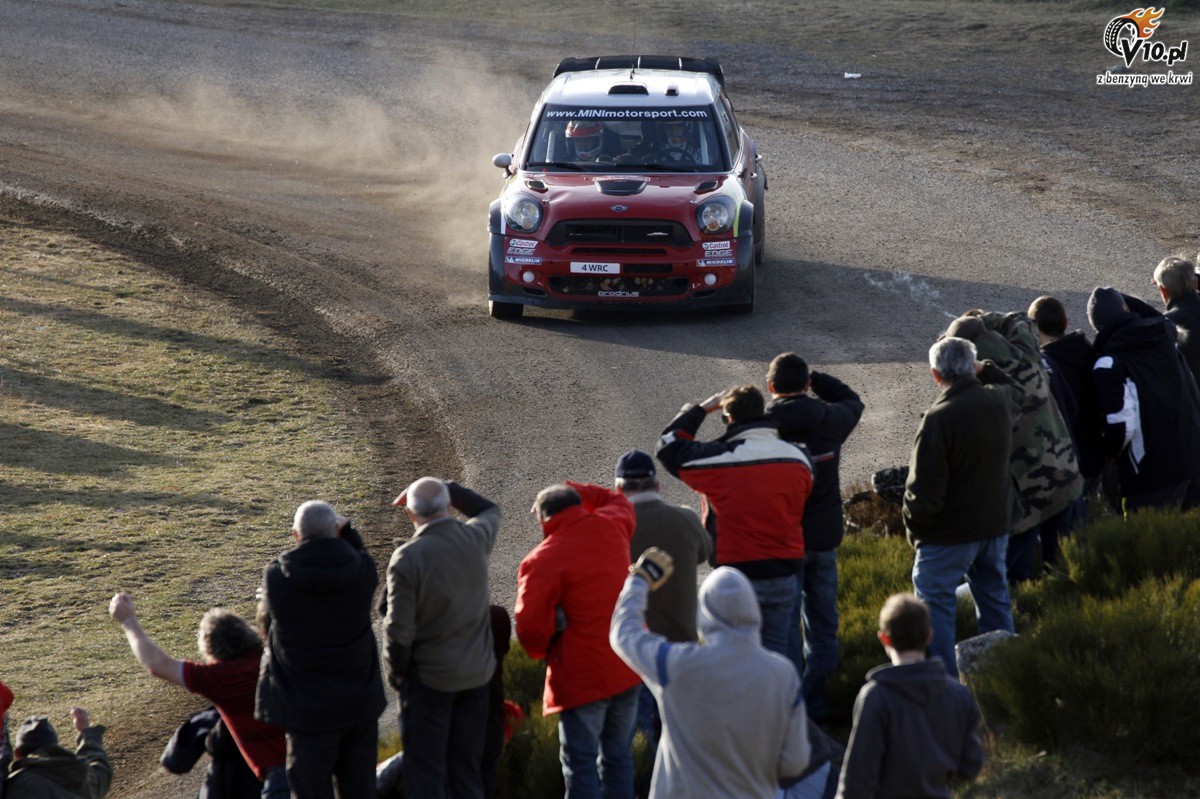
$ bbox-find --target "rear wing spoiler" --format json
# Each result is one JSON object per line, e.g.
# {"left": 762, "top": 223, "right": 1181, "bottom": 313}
{"left": 553, "top": 55, "right": 725, "bottom": 88}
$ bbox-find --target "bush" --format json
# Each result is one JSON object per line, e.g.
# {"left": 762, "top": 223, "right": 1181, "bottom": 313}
{"left": 973, "top": 577, "right": 1200, "bottom": 770}
{"left": 1057, "top": 511, "right": 1200, "bottom": 599}
{"left": 970, "top": 509, "right": 1200, "bottom": 774}
{"left": 828, "top": 531, "right": 915, "bottom": 722}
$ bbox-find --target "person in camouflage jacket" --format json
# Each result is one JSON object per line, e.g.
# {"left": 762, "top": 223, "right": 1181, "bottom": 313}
{"left": 945, "top": 311, "right": 1083, "bottom": 579}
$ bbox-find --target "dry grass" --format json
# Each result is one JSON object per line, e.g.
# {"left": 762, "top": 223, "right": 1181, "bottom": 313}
{"left": 0, "top": 211, "right": 376, "bottom": 757}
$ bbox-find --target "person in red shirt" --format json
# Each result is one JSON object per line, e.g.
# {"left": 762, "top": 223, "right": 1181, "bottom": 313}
{"left": 109, "top": 593, "right": 288, "bottom": 798}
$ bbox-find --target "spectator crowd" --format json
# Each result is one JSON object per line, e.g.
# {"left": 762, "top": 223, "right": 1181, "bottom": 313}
{"left": 4, "top": 253, "right": 1200, "bottom": 799}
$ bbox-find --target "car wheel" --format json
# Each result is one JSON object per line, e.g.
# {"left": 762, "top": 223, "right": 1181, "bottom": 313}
{"left": 488, "top": 300, "right": 524, "bottom": 320}
{"left": 731, "top": 262, "right": 755, "bottom": 314}
{"left": 752, "top": 195, "right": 766, "bottom": 265}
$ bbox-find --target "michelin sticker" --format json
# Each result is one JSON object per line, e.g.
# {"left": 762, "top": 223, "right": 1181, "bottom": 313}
{"left": 505, "top": 255, "right": 542, "bottom": 265}
{"left": 698, "top": 258, "right": 736, "bottom": 267}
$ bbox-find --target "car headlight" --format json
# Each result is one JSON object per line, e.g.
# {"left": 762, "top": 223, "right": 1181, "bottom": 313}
{"left": 695, "top": 196, "right": 735, "bottom": 235}
{"left": 503, "top": 193, "right": 543, "bottom": 234}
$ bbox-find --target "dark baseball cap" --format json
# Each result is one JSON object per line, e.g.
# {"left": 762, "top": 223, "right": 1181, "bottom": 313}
{"left": 615, "top": 450, "right": 656, "bottom": 480}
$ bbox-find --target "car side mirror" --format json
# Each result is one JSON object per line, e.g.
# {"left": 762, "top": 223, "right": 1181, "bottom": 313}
{"left": 492, "top": 153, "right": 513, "bottom": 171}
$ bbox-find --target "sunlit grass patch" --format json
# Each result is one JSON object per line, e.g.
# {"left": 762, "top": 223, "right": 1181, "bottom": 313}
{"left": 0, "top": 216, "right": 375, "bottom": 726}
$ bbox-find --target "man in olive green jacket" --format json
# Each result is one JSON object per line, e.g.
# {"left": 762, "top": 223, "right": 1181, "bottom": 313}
{"left": 5, "top": 709, "right": 111, "bottom": 799}
{"left": 903, "top": 337, "right": 1021, "bottom": 678}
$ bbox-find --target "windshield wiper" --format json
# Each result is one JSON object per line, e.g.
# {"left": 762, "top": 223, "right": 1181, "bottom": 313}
{"left": 526, "top": 161, "right": 586, "bottom": 171}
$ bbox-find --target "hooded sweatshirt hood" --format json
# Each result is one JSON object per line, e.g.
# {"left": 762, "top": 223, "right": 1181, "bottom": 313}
{"left": 864, "top": 659, "right": 950, "bottom": 705}
{"left": 697, "top": 566, "right": 761, "bottom": 642}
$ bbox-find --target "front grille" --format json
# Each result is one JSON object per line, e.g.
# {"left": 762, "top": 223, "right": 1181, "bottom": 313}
{"left": 570, "top": 246, "right": 669, "bottom": 256}
{"left": 548, "top": 275, "right": 689, "bottom": 298}
{"left": 623, "top": 264, "right": 672, "bottom": 275}
{"left": 546, "top": 220, "right": 692, "bottom": 248}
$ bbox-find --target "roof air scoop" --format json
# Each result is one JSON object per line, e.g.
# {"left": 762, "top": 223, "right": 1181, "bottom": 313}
{"left": 608, "top": 84, "right": 649, "bottom": 95}
{"left": 596, "top": 178, "right": 648, "bottom": 196}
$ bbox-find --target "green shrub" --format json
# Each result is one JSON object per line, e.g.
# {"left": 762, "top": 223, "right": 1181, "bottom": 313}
{"left": 1058, "top": 511, "right": 1200, "bottom": 599}
{"left": 973, "top": 577, "right": 1200, "bottom": 771}
{"left": 497, "top": 703, "right": 564, "bottom": 799}
{"left": 504, "top": 642, "right": 549, "bottom": 711}
{"left": 828, "top": 531, "right": 915, "bottom": 722}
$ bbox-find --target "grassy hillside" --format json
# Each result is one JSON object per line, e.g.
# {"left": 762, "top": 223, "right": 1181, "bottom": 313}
{"left": 0, "top": 208, "right": 379, "bottom": 773}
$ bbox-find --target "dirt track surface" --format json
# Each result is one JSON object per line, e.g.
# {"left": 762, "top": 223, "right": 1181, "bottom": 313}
{"left": 1, "top": 1, "right": 1196, "bottom": 794}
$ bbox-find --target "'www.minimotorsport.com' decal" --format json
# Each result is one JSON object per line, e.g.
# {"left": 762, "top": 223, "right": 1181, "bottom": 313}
{"left": 545, "top": 108, "right": 710, "bottom": 120}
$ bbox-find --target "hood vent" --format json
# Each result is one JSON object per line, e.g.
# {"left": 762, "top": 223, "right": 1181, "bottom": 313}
{"left": 525, "top": 178, "right": 548, "bottom": 192}
{"left": 694, "top": 179, "right": 719, "bottom": 194}
{"left": 596, "top": 179, "right": 648, "bottom": 196}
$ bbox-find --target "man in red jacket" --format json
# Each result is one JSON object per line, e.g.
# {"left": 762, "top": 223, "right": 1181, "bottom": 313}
{"left": 515, "top": 482, "right": 641, "bottom": 799}
{"left": 656, "top": 385, "right": 814, "bottom": 658}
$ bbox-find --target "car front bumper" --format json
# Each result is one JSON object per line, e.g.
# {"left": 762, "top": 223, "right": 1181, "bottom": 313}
{"left": 486, "top": 230, "right": 754, "bottom": 311}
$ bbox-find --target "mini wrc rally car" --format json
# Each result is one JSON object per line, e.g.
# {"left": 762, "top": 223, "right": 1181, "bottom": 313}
{"left": 487, "top": 55, "right": 767, "bottom": 319}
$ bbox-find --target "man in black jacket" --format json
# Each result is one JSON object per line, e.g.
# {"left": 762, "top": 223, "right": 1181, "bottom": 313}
{"left": 765, "top": 353, "right": 863, "bottom": 724}
{"left": 256, "top": 501, "right": 386, "bottom": 799}
{"left": 1088, "top": 287, "right": 1200, "bottom": 513}
{"left": 1028, "top": 296, "right": 1103, "bottom": 485}
{"left": 904, "top": 337, "right": 1020, "bottom": 678}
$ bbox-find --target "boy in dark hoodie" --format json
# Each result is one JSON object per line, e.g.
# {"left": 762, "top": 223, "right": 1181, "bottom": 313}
{"left": 835, "top": 594, "right": 983, "bottom": 799}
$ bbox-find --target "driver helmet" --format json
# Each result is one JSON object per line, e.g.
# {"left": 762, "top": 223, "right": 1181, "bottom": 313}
{"left": 663, "top": 120, "right": 692, "bottom": 149}
{"left": 565, "top": 120, "right": 604, "bottom": 160}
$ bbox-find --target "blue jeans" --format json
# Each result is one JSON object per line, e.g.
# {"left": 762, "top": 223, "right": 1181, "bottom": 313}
{"left": 750, "top": 574, "right": 798, "bottom": 658}
{"left": 400, "top": 676, "right": 490, "bottom": 799}
{"left": 558, "top": 685, "right": 639, "bottom": 799}
{"left": 261, "top": 764, "right": 289, "bottom": 799}
{"left": 912, "top": 536, "right": 1014, "bottom": 678}
{"left": 786, "top": 550, "right": 839, "bottom": 721}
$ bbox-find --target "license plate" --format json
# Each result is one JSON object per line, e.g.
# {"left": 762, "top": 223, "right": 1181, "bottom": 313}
{"left": 570, "top": 262, "right": 620, "bottom": 275}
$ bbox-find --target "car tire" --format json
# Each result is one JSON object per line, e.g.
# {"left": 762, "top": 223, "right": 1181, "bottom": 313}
{"left": 752, "top": 192, "right": 766, "bottom": 266}
{"left": 488, "top": 300, "right": 524, "bottom": 320}
{"left": 730, "top": 262, "right": 755, "bottom": 314}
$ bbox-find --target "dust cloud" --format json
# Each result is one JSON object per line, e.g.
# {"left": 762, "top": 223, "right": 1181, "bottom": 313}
{"left": 110, "top": 47, "right": 535, "bottom": 267}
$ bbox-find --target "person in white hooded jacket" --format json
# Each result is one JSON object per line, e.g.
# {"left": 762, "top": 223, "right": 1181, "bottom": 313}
{"left": 610, "top": 549, "right": 811, "bottom": 799}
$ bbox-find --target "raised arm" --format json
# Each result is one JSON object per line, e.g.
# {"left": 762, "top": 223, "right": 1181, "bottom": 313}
{"left": 109, "top": 593, "right": 185, "bottom": 687}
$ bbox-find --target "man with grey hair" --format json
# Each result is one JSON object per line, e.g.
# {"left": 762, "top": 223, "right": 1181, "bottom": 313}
{"left": 1152, "top": 255, "right": 1200, "bottom": 381}
{"left": 256, "top": 501, "right": 385, "bottom": 799}
{"left": 903, "top": 336, "right": 1020, "bottom": 677}
{"left": 383, "top": 477, "right": 500, "bottom": 799}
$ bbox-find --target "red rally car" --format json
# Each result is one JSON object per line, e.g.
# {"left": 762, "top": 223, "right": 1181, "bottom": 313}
{"left": 487, "top": 55, "right": 767, "bottom": 319}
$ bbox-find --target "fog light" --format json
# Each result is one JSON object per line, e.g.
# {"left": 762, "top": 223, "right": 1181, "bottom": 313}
{"left": 522, "top": 270, "right": 536, "bottom": 283}
{"left": 703, "top": 273, "right": 718, "bottom": 286}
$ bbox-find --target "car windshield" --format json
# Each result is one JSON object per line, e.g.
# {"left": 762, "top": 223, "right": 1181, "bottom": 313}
{"left": 525, "top": 104, "right": 726, "bottom": 173}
